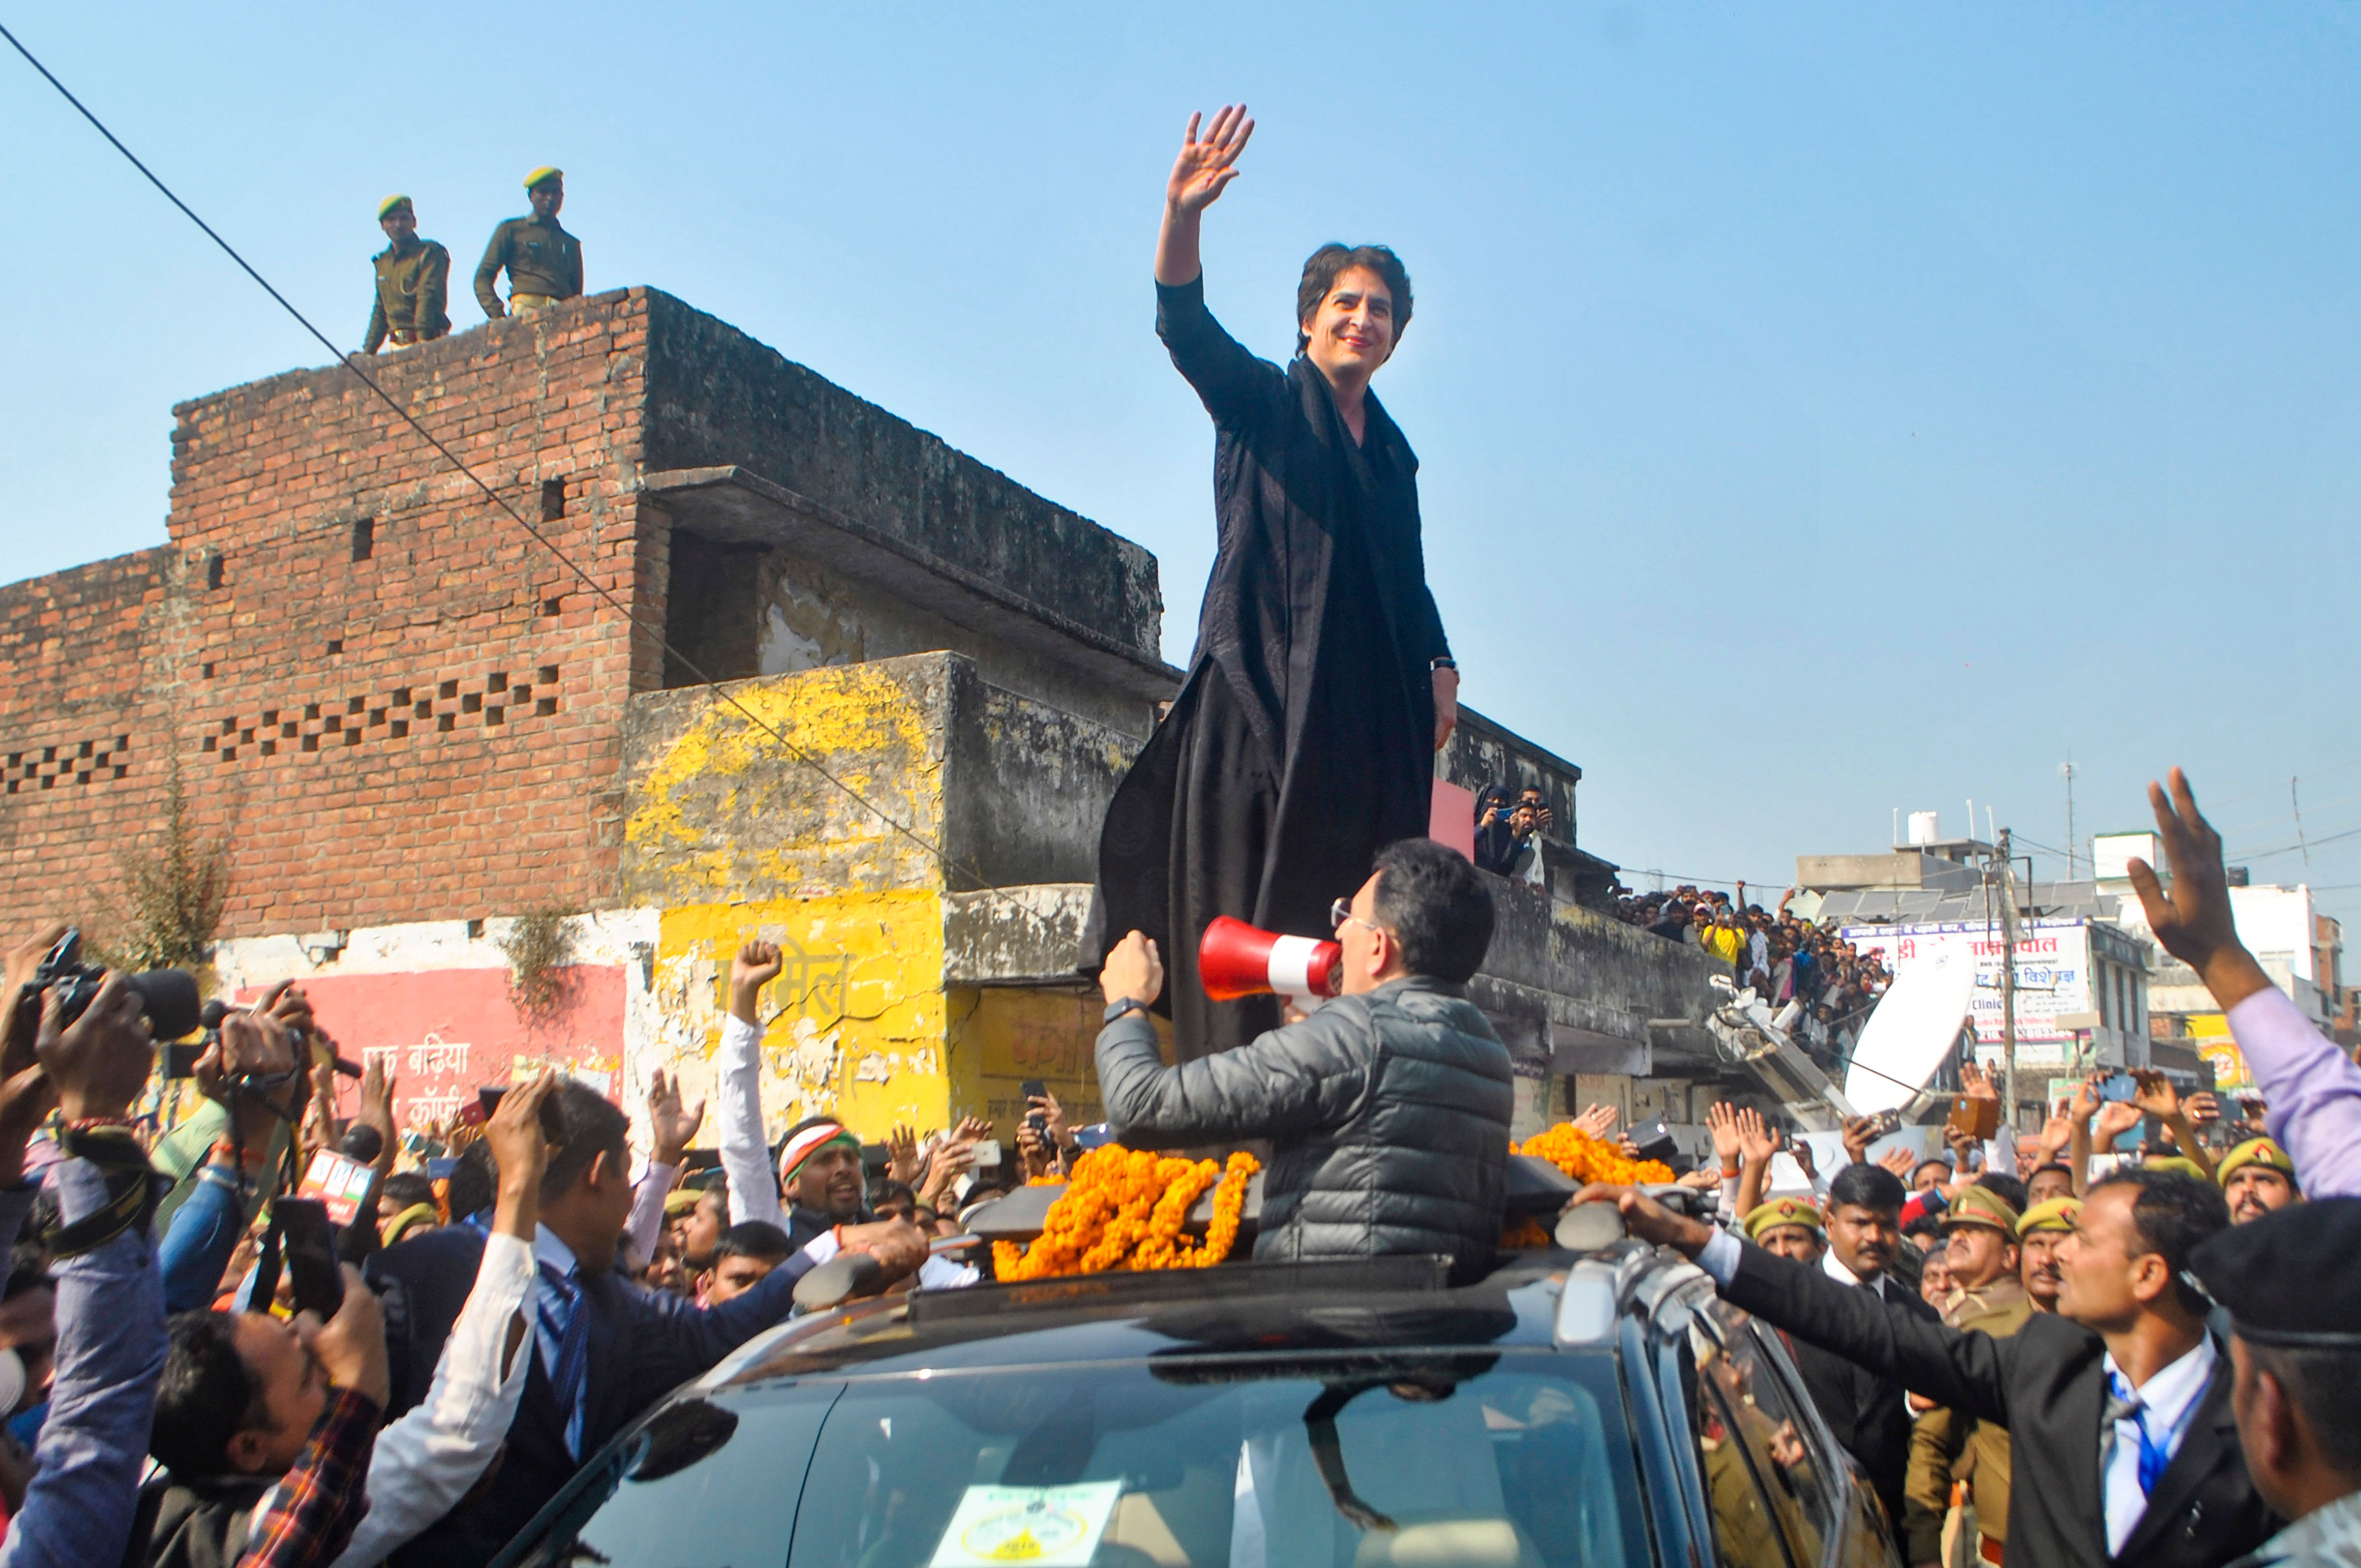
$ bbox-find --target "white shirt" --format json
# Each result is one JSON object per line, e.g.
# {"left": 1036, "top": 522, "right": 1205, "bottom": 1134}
{"left": 1821, "top": 1245, "right": 1890, "bottom": 1298}
{"left": 1695, "top": 1232, "right": 1889, "bottom": 1299}
{"left": 2100, "top": 1335, "right": 2218, "bottom": 1556}
{"left": 327, "top": 1232, "right": 537, "bottom": 1568}
{"left": 623, "top": 1157, "right": 679, "bottom": 1268}
{"left": 716, "top": 1014, "right": 975, "bottom": 1292}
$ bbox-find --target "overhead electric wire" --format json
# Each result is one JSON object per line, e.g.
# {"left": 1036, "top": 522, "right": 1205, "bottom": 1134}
{"left": 1, "top": 18, "right": 1015, "bottom": 903}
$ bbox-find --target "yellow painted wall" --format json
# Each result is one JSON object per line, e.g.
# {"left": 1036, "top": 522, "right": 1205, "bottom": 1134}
{"left": 653, "top": 893, "right": 951, "bottom": 1142}
{"left": 623, "top": 662, "right": 948, "bottom": 903}
{"left": 946, "top": 986, "right": 1120, "bottom": 1142}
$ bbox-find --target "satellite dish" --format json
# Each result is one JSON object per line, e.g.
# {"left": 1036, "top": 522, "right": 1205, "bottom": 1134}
{"left": 1844, "top": 945, "right": 1978, "bottom": 1116}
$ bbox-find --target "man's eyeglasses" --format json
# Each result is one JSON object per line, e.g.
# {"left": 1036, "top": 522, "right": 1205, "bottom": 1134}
{"left": 1331, "top": 897, "right": 1382, "bottom": 937}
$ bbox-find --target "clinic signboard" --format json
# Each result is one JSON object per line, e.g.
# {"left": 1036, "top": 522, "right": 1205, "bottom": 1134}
{"left": 1841, "top": 919, "right": 2094, "bottom": 1061}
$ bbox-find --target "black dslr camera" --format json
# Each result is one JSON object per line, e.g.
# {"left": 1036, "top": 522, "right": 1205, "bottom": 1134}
{"left": 29, "top": 929, "right": 203, "bottom": 1055}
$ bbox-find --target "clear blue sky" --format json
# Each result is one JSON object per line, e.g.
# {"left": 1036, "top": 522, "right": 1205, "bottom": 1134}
{"left": 7, "top": 3, "right": 2361, "bottom": 935}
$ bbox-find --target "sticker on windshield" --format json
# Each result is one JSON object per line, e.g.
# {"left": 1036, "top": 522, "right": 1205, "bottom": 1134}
{"left": 928, "top": 1480, "right": 1122, "bottom": 1566}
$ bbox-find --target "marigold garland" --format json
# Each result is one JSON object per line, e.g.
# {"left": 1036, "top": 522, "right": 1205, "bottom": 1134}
{"left": 993, "top": 1145, "right": 1260, "bottom": 1280}
{"left": 1499, "top": 1215, "right": 1551, "bottom": 1250}
{"left": 1517, "top": 1122, "right": 1674, "bottom": 1186}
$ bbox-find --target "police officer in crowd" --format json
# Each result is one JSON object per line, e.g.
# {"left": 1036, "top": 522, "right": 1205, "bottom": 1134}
{"left": 2221, "top": 1137, "right": 2302, "bottom": 1225}
{"left": 1592, "top": 1167, "right": 2277, "bottom": 1568}
{"left": 475, "top": 166, "right": 582, "bottom": 320}
{"left": 362, "top": 195, "right": 450, "bottom": 354}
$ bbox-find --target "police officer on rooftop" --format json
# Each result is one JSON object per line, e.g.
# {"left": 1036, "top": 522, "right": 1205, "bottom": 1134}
{"left": 475, "top": 166, "right": 582, "bottom": 319}
{"left": 362, "top": 195, "right": 450, "bottom": 354}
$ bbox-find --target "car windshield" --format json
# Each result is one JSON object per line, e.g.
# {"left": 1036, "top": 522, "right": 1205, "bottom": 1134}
{"left": 501, "top": 1349, "right": 1648, "bottom": 1568}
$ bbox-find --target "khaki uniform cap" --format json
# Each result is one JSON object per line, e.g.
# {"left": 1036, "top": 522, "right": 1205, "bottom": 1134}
{"left": 1939, "top": 1182, "right": 2021, "bottom": 1239}
{"left": 1742, "top": 1196, "right": 1823, "bottom": 1242}
{"left": 2217, "top": 1137, "right": 2297, "bottom": 1187}
{"left": 2017, "top": 1195, "right": 2081, "bottom": 1235}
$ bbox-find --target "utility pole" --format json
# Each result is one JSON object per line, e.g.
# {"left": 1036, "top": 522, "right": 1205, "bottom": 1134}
{"left": 1997, "top": 827, "right": 2020, "bottom": 1131}
{"left": 2060, "top": 760, "right": 2078, "bottom": 879}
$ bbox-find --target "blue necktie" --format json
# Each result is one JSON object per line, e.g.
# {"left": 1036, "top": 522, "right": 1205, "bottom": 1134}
{"left": 2105, "top": 1373, "right": 2170, "bottom": 1496}
{"left": 540, "top": 1261, "right": 590, "bottom": 1458}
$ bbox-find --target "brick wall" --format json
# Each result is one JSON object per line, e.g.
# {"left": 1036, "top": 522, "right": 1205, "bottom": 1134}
{"left": 0, "top": 288, "right": 663, "bottom": 942}
{"left": 0, "top": 548, "right": 175, "bottom": 920}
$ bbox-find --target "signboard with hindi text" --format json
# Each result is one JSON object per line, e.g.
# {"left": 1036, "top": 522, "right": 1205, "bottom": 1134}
{"left": 1840, "top": 919, "right": 2095, "bottom": 1056}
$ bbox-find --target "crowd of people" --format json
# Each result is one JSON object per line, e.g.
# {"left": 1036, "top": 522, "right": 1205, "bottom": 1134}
{"left": 1609, "top": 881, "right": 1892, "bottom": 1066}
{"left": 0, "top": 770, "right": 2344, "bottom": 1568}
{"left": 1579, "top": 770, "right": 2361, "bottom": 1568}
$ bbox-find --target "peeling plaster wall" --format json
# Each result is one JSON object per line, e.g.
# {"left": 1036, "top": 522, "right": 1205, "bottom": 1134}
{"left": 943, "top": 662, "right": 1140, "bottom": 890}
{"left": 652, "top": 894, "right": 949, "bottom": 1144}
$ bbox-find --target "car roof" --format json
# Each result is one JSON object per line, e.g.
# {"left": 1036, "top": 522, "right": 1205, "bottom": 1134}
{"left": 702, "top": 1245, "right": 1689, "bottom": 1394}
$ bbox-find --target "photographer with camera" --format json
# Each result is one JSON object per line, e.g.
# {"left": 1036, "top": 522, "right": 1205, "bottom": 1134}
{"left": 1095, "top": 838, "right": 1514, "bottom": 1278}
{"left": 153, "top": 1003, "right": 309, "bottom": 1316}
{"left": 2, "top": 972, "right": 173, "bottom": 1568}
{"left": 137, "top": 1082, "right": 565, "bottom": 1568}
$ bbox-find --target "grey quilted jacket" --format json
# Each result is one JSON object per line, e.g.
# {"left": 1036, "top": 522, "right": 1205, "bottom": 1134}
{"left": 1095, "top": 975, "right": 1515, "bottom": 1275}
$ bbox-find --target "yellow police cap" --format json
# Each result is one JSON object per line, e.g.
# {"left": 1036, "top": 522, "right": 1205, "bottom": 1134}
{"left": 1742, "top": 1196, "right": 1823, "bottom": 1241}
{"left": 1940, "top": 1182, "right": 2021, "bottom": 1239}
{"left": 524, "top": 166, "right": 564, "bottom": 189}
{"left": 2217, "top": 1137, "right": 2297, "bottom": 1187}
{"left": 2144, "top": 1154, "right": 2209, "bottom": 1180}
{"left": 2018, "top": 1196, "right": 2081, "bottom": 1235}
{"left": 662, "top": 1187, "right": 702, "bottom": 1219}
{"left": 377, "top": 193, "right": 413, "bottom": 218}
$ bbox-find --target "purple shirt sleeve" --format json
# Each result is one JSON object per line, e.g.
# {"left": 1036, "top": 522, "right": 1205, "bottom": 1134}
{"left": 0, "top": 1159, "right": 166, "bottom": 1568}
{"left": 2228, "top": 983, "right": 2361, "bottom": 1198}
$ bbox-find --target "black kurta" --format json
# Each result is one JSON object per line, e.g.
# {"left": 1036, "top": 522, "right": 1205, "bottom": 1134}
{"left": 1088, "top": 275, "right": 1452, "bottom": 1061}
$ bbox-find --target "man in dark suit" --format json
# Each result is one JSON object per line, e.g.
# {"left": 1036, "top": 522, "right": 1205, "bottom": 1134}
{"left": 375, "top": 1083, "right": 926, "bottom": 1567}
{"left": 1586, "top": 1167, "right": 2277, "bottom": 1568}
{"left": 1764, "top": 1161, "right": 1939, "bottom": 1554}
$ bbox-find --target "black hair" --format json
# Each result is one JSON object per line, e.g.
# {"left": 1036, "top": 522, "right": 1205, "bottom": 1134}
{"left": 380, "top": 1172, "right": 435, "bottom": 1212}
{"left": 152, "top": 1311, "right": 269, "bottom": 1478}
{"left": 1827, "top": 1163, "right": 1907, "bottom": 1216}
{"left": 868, "top": 1179, "right": 917, "bottom": 1213}
{"left": 1903, "top": 1214, "right": 1945, "bottom": 1244}
{"left": 2030, "top": 1161, "right": 2075, "bottom": 1185}
{"left": 2247, "top": 1343, "right": 2361, "bottom": 1478}
{"left": 1370, "top": 838, "right": 1495, "bottom": 984}
{"left": 2089, "top": 1168, "right": 2229, "bottom": 1316}
{"left": 447, "top": 1141, "right": 497, "bottom": 1223}
{"left": 1974, "top": 1172, "right": 2028, "bottom": 1216}
{"left": 713, "top": 1221, "right": 792, "bottom": 1264}
{"left": 542, "top": 1082, "right": 630, "bottom": 1201}
{"left": 1295, "top": 243, "right": 1413, "bottom": 356}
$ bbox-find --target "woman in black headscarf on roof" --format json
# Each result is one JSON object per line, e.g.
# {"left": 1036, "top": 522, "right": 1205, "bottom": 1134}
{"left": 1088, "top": 105, "right": 1463, "bottom": 1063}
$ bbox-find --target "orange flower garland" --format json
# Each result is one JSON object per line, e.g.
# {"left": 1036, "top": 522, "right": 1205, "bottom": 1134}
{"left": 994, "top": 1145, "right": 1260, "bottom": 1280}
{"left": 1499, "top": 1215, "right": 1551, "bottom": 1250}
{"left": 1518, "top": 1122, "right": 1674, "bottom": 1186}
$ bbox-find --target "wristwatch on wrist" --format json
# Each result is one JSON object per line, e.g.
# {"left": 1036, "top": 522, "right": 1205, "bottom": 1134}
{"left": 1431, "top": 656, "right": 1457, "bottom": 672}
{"left": 1104, "top": 997, "right": 1149, "bottom": 1025}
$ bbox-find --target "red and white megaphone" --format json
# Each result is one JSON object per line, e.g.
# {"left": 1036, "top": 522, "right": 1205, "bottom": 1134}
{"left": 1198, "top": 916, "right": 1342, "bottom": 1011}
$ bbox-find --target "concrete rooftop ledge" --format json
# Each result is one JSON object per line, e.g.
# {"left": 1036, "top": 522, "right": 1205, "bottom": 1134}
{"left": 643, "top": 465, "right": 1182, "bottom": 706}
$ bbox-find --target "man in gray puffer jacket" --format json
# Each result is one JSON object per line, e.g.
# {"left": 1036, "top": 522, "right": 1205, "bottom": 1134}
{"left": 1095, "top": 837, "right": 1514, "bottom": 1278}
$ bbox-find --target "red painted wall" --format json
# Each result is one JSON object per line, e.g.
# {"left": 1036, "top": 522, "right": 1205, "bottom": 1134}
{"left": 236, "top": 965, "right": 626, "bottom": 1132}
